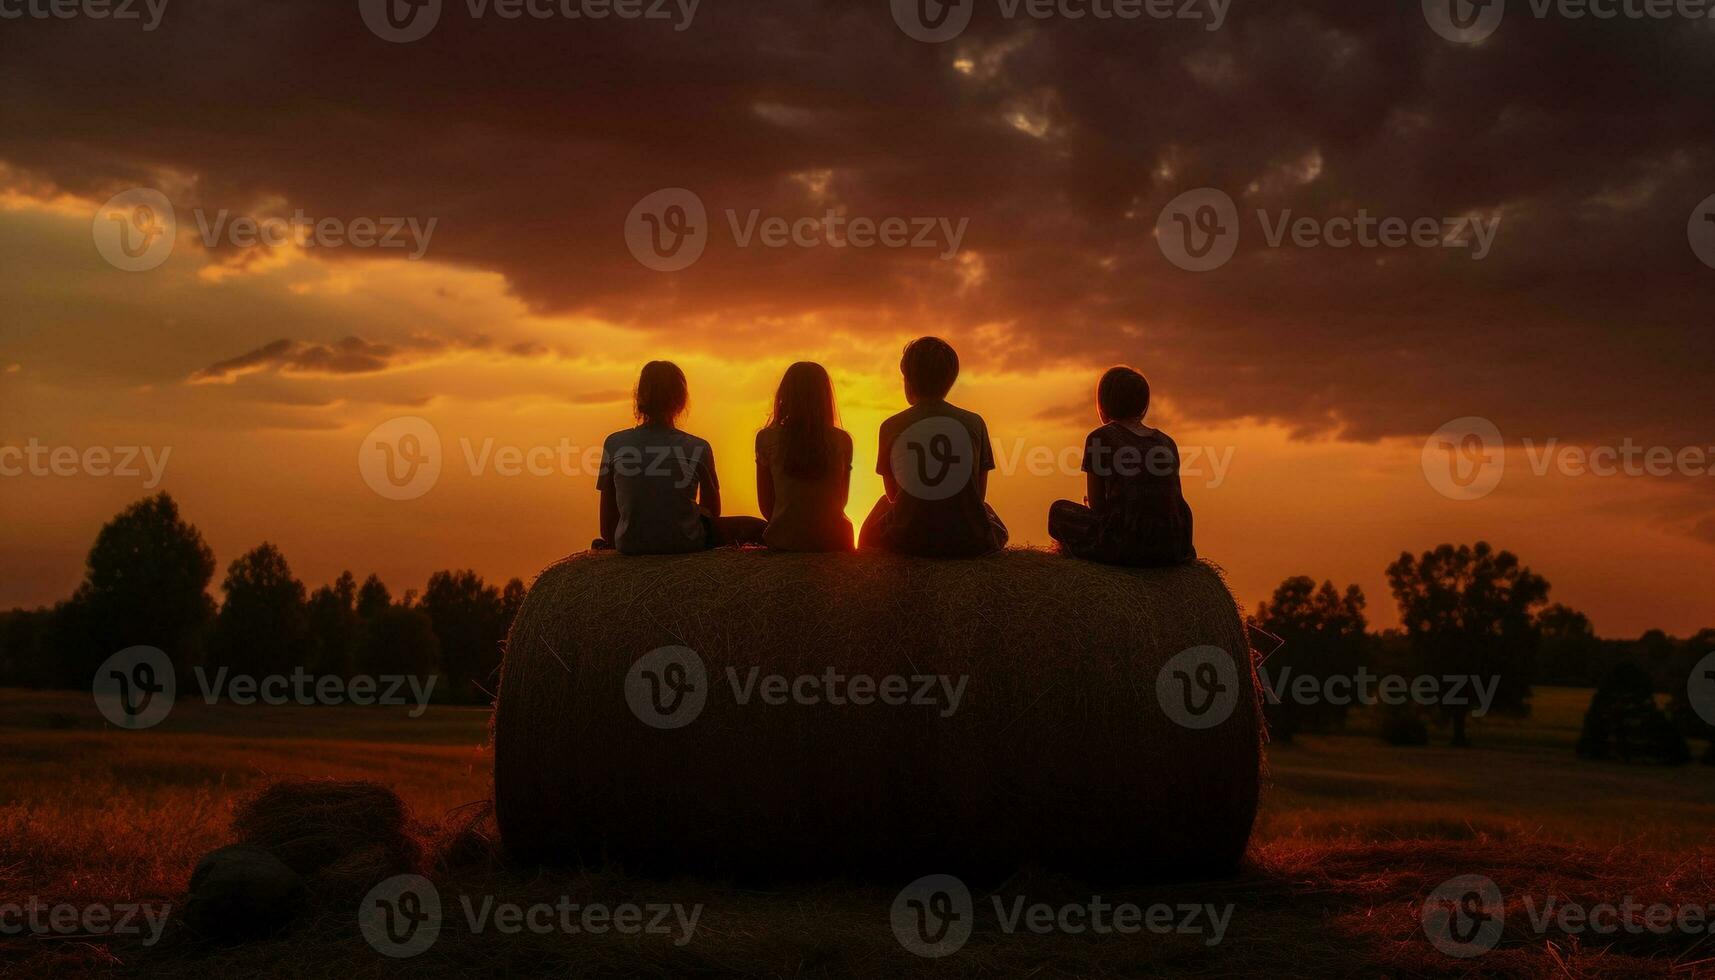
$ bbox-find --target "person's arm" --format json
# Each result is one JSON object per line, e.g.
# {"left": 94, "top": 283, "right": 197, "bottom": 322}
{"left": 836, "top": 430, "right": 853, "bottom": 508}
{"left": 596, "top": 441, "right": 618, "bottom": 543}
{"left": 877, "top": 424, "right": 901, "bottom": 501}
{"left": 697, "top": 445, "right": 723, "bottom": 518}
{"left": 1081, "top": 430, "right": 1105, "bottom": 516}
{"left": 756, "top": 432, "right": 775, "bottom": 519}
{"left": 599, "top": 486, "right": 620, "bottom": 541}
{"left": 757, "top": 463, "right": 775, "bottom": 519}
{"left": 975, "top": 419, "right": 996, "bottom": 499}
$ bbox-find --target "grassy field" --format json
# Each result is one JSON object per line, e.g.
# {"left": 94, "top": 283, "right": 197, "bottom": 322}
{"left": 3, "top": 686, "right": 1713, "bottom": 977}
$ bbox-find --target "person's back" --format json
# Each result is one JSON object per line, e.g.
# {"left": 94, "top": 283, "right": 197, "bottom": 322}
{"left": 1048, "top": 366, "right": 1195, "bottom": 567}
{"left": 756, "top": 426, "right": 853, "bottom": 551}
{"left": 595, "top": 360, "right": 765, "bottom": 555}
{"left": 600, "top": 423, "right": 713, "bottom": 555}
{"left": 861, "top": 338, "right": 1008, "bottom": 558}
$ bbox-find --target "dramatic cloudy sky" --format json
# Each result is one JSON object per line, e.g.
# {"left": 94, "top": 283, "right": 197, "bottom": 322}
{"left": 2, "top": 0, "right": 1713, "bottom": 634}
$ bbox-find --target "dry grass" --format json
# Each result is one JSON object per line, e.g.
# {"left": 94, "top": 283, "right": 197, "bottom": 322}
{"left": 4, "top": 685, "right": 1715, "bottom": 977}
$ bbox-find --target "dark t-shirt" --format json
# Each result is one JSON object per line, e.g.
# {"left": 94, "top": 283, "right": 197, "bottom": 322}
{"left": 1078, "top": 422, "right": 1195, "bottom": 564}
{"left": 874, "top": 399, "right": 1002, "bottom": 558}
{"left": 596, "top": 424, "right": 714, "bottom": 555}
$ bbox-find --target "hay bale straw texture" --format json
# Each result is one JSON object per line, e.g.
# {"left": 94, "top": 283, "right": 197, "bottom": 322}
{"left": 494, "top": 548, "right": 1261, "bottom": 880}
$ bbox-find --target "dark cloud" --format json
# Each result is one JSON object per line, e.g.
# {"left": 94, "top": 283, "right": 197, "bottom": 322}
{"left": 190, "top": 334, "right": 549, "bottom": 382}
{"left": 3, "top": 0, "right": 1712, "bottom": 448}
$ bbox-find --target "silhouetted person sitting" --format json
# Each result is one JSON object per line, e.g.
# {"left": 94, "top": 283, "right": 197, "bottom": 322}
{"left": 756, "top": 362, "right": 855, "bottom": 551}
{"left": 594, "top": 360, "right": 765, "bottom": 554}
{"left": 1048, "top": 366, "right": 1195, "bottom": 567}
{"left": 860, "top": 337, "right": 1008, "bottom": 558}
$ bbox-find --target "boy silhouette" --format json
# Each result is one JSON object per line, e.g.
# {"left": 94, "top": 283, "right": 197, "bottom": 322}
{"left": 859, "top": 337, "right": 1008, "bottom": 558}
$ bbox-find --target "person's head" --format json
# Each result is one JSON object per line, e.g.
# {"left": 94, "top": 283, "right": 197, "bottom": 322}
{"left": 899, "top": 336, "right": 959, "bottom": 404}
{"left": 767, "top": 361, "right": 842, "bottom": 478}
{"left": 1096, "top": 366, "right": 1150, "bottom": 424}
{"left": 633, "top": 360, "right": 688, "bottom": 426}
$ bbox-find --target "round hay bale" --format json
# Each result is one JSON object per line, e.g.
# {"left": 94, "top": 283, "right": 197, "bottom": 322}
{"left": 184, "top": 844, "right": 307, "bottom": 940}
{"left": 494, "top": 549, "right": 1261, "bottom": 880}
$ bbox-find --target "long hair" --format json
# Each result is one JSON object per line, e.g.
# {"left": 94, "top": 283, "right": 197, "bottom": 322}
{"left": 633, "top": 360, "right": 688, "bottom": 426}
{"left": 765, "top": 361, "right": 842, "bottom": 478}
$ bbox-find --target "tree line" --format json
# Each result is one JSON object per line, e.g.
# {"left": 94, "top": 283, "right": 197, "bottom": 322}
{"left": 3, "top": 493, "right": 1711, "bottom": 757}
{"left": 1253, "top": 542, "right": 1714, "bottom": 764}
{"left": 0, "top": 493, "right": 522, "bottom": 704}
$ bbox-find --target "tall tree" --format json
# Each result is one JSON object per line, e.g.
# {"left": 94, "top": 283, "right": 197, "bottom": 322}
{"left": 1535, "top": 603, "right": 1607, "bottom": 686}
{"left": 422, "top": 570, "right": 509, "bottom": 703}
{"left": 1254, "top": 576, "right": 1369, "bottom": 739}
{"left": 55, "top": 493, "right": 216, "bottom": 689}
{"left": 305, "top": 571, "right": 360, "bottom": 678}
{"left": 207, "top": 544, "right": 308, "bottom": 677}
{"left": 1386, "top": 542, "right": 1549, "bottom": 747}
